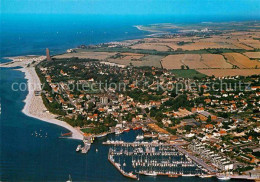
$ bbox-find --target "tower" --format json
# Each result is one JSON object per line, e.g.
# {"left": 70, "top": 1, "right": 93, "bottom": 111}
{"left": 46, "top": 48, "right": 52, "bottom": 61}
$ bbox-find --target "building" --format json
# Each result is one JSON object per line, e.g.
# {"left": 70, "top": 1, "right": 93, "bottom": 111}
{"left": 197, "top": 111, "right": 217, "bottom": 121}
{"left": 46, "top": 48, "right": 52, "bottom": 61}
{"left": 189, "top": 140, "right": 233, "bottom": 171}
{"left": 100, "top": 96, "right": 108, "bottom": 105}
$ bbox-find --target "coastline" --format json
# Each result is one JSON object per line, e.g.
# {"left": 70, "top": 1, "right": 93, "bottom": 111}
{"left": 0, "top": 57, "right": 84, "bottom": 140}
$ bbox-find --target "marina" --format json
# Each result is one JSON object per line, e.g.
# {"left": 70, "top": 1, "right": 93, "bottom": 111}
{"left": 106, "top": 140, "right": 214, "bottom": 180}
{"left": 108, "top": 149, "right": 138, "bottom": 180}
{"left": 103, "top": 136, "right": 259, "bottom": 181}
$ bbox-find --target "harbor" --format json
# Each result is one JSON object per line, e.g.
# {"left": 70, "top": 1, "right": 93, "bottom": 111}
{"left": 74, "top": 130, "right": 259, "bottom": 181}
{"left": 105, "top": 138, "right": 215, "bottom": 180}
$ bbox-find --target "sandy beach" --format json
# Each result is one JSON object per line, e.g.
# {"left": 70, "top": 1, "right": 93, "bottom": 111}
{"left": 0, "top": 56, "right": 84, "bottom": 140}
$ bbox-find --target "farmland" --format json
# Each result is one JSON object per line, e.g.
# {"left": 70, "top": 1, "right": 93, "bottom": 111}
{"left": 198, "top": 69, "right": 260, "bottom": 77}
{"left": 167, "top": 41, "right": 238, "bottom": 51}
{"left": 56, "top": 21, "right": 260, "bottom": 77}
{"left": 243, "top": 52, "right": 260, "bottom": 59}
{"left": 107, "top": 54, "right": 163, "bottom": 68}
{"left": 171, "top": 69, "right": 206, "bottom": 78}
{"left": 223, "top": 53, "right": 260, "bottom": 68}
{"left": 131, "top": 43, "right": 171, "bottom": 51}
{"left": 201, "top": 54, "right": 233, "bottom": 68}
{"left": 238, "top": 39, "right": 260, "bottom": 49}
{"left": 161, "top": 55, "right": 187, "bottom": 69}
{"left": 161, "top": 54, "right": 233, "bottom": 69}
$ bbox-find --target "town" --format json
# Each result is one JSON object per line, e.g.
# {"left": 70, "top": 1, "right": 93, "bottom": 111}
{"left": 34, "top": 56, "right": 260, "bottom": 179}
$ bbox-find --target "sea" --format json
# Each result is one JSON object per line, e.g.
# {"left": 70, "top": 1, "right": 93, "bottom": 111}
{"left": 0, "top": 14, "right": 256, "bottom": 181}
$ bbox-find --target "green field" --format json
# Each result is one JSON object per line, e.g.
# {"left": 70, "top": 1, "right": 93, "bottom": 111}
{"left": 171, "top": 69, "right": 206, "bottom": 78}
{"left": 80, "top": 128, "right": 94, "bottom": 133}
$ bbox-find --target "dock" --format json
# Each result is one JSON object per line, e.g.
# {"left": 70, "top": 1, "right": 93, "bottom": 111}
{"left": 108, "top": 149, "right": 138, "bottom": 180}
{"left": 76, "top": 137, "right": 92, "bottom": 154}
{"left": 218, "top": 174, "right": 260, "bottom": 181}
{"left": 175, "top": 145, "right": 217, "bottom": 173}
{"left": 104, "top": 140, "right": 217, "bottom": 175}
{"left": 103, "top": 141, "right": 184, "bottom": 146}
{"left": 81, "top": 142, "right": 91, "bottom": 153}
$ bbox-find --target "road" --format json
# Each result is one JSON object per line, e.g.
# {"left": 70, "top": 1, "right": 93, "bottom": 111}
{"left": 175, "top": 145, "right": 217, "bottom": 173}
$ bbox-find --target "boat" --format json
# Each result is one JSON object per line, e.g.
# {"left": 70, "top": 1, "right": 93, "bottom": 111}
{"left": 123, "top": 127, "right": 130, "bottom": 132}
{"left": 143, "top": 133, "right": 153, "bottom": 138}
{"left": 115, "top": 129, "right": 123, "bottom": 135}
{"left": 127, "top": 172, "right": 138, "bottom": 179}
{"left": 142, "top": 127, "right": 148, "bottom": 132}
{"left": 200, "top": 174, "right": 213, "bottom": 178}
{"left": 96, "top": 133, "right": 107, "bottom": 138}
{"left": 61, "top": 132, "right": 72, "bottom": 137}
{"left": 136, "top": 135, "right": 144, "bottom": 140}
{"left": 76, "top": 145, "right": 81, "bottom": 152}
{"left": 182, "top": 174, "right": 195, "bottom": 177}
{"left": 133, "top": 126, "right": 142, "bottom": 130}
{"left": 168, "top": 174, "right": 178, "bottom": 178}
{"left": 217, "top": 176, "right": 231, "bottom": 180}
{"left": 144, "top": 171, "right": 157, "bottom": 176}
{"left": 66, "top": 174, "right": 72, "bottom": 182}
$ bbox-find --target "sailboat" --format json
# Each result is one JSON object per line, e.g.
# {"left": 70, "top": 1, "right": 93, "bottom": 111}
{"left": 66, "top": 174, "right": 72, "bottom": 182}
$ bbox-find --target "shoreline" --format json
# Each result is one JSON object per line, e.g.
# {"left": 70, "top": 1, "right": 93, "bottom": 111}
{"left": 0, "top": 56, "right": 84, "bottom": 140}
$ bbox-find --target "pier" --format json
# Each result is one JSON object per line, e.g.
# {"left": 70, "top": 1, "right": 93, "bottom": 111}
{"left": 108, "top": 149, "right": 138, "bottom": 180}
{"left": 81, "top": 142, "right": 91, "bottom": 153}
{"left": 103, "top": 140, "right": 184, "bottom": 146}
{"left": 106, "top": 141, "right": 214, "bottom": 179}
{"left": 175, "top": 145, "right": 217, "bottom": 173}
{"left": 104, "top": 140, "right": 218, "bottom": 178}
{"left": 76, "top": 136, "right": 92, "bottom": 153}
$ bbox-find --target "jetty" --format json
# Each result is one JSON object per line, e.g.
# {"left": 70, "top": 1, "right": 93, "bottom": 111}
{"left": 76, "top": 136, "right": 92, "bottom": 154}
{"left": 104, "top": 140, "right": 217, "bottom": 178}
{"left": 108, "top": 149, "right": 138, "bottom": 180}
{"left": 103, "top": 140, "right": 215, "bottom": 173}
{"left": 103, "top": 140, "right": 184, "bottom": 146}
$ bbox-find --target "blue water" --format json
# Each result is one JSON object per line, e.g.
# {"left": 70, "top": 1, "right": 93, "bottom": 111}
{"left": 0, "top": 14, "right": 255, "bottom": 181}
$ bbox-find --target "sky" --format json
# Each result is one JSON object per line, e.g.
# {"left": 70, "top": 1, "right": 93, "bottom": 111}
{"left": 1, "top": 0, "right": 260, "bottom": 17}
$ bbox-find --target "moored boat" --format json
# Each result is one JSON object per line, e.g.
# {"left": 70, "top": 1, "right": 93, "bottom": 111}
{"left": 133, "top": 126, "right": 142, "bottom": 130}
{"left": 199, "top": 174, "right": 213, "bottom": 178}
{"left": 182, "top": 174, "right": 195, "bottom": 177}
{"left": 217, "top": 176, "right": 231, "bottom": 180}
{"left": 76, "top": 145, "right": 81, "bottom": 152}
{"left": 61, "top": 132, "right": 72, "bottom": 137}
{"left": 115, "top": 129, "right": 124, "bottom": 135}
{"left": 136, "top": 135, "right": 144, "bottom": 140}
{"left": 144, "top": 171, "right": 157, "bottom": 176}
{"left": 168, "top": 174, "right": 178, "bottom": 178}
{"left": 123, "top": 127, "right": 130, "bottom": 132}
{"left": 127, "top": 172, "right": 138, "bottom": 179}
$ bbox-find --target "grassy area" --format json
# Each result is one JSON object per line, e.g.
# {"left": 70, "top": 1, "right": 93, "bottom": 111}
{"left": 80, "top": 128, "right": 94, "bottom": 133}
{"left": 171, "top": 69, "right": 206, "bottom": 78}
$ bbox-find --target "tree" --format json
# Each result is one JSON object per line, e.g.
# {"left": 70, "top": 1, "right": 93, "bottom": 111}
{"left": 207, "top": 116, "right": 211, "bottom": 122}
{"left": 155, "top": 112, "right": 164, "bottom": 122}
{"left": 184, "top": 125, "right": 192, "bottom": 132}
{"left": 145, "top": 108, "right": 150, "bottom": 113}
{"left": 88, "top": 102, "right": 95, "bottom": 111}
